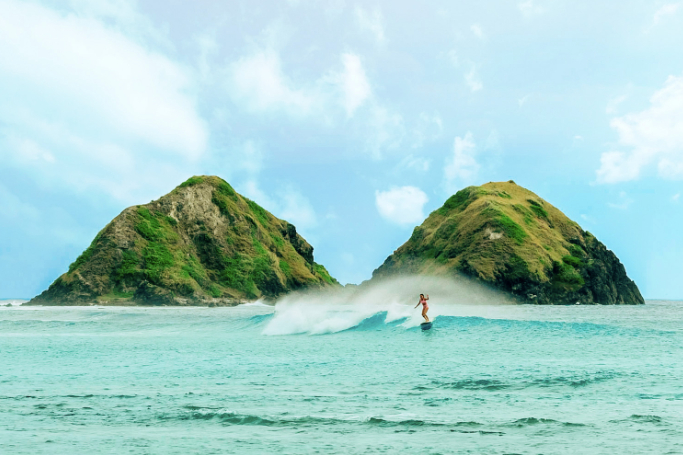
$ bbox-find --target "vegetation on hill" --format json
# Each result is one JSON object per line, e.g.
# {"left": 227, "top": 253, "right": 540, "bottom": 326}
{"left": 29, "top": 176, "right": 338, "bottom": 305}
{"left": 372, "top": 181, "right": 643, "bottom": 305}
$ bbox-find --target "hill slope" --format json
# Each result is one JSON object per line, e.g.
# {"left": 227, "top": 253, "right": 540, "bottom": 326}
{"left": 372, "top": 181, "right": 643, "bottom": 305}
{"left": 29, "top": 176, "right": 338, "bottom": 305}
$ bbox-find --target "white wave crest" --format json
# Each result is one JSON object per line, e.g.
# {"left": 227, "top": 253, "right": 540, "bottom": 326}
{"left": 241, "top": 299, "right": 272, "bottom": 307}
{"left": 262, "top": 275, "right": 513, "bottom": 335}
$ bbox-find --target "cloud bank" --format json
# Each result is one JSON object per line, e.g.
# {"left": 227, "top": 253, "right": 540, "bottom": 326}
{"left": 597, "top": 75, "right": 683, "bottom": 183}
{"left": 375, "top": 186, "right": 428, "bottom": 226}
{"left": 444, "top": 132, "right": 479, "bottom": 192}
{"left": 0, "top": 0, "right": 207, "bottom": 201}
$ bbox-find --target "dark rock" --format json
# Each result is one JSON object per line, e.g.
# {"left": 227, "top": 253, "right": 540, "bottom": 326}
{"left": 133, "top": 281, "right": 176, "bottom": 305}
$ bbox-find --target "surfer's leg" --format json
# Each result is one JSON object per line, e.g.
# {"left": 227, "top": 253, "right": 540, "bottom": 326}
{"left": 422, "top": 308, "right": 429, "bottom": 322}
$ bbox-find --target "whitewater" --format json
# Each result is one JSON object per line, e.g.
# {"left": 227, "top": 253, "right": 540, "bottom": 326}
{"left": 1, "top": 277, "right": 682, "bottom": 454}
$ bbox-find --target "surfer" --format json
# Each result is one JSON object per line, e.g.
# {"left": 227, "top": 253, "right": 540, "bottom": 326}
{"left": 415, "top": 294, "right": 430, "bottom": 322}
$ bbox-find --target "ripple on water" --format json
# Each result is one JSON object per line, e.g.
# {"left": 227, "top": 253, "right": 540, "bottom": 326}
{"left": 1, "top": 302, "right": 682, "bottom": 454}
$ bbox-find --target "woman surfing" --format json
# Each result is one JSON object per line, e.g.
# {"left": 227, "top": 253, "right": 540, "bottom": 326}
{"left": 414, "top": 293, "right": 430, "bottom": 322}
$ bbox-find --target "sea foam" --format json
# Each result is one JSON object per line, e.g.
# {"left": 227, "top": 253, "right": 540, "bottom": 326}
{"left": 263, "top": 275, "right": 514, "bottom": 335}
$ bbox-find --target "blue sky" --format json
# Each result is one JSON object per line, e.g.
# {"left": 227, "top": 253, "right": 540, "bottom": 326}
{"left": 1, "top": 0, "right": 682, "bottom": 299}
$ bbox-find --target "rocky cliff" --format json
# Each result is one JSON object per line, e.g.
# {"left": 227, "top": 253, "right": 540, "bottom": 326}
{"left": 28, "top": 176, "right": 338, "bottom": 306}
{"left": 372, "top": 181, "right": 643, "bottom": 305}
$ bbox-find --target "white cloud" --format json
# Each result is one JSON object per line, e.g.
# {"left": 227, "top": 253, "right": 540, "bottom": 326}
{"left": 0, "top": 0, "right": 208, "bottom": 203}
{"left": 354, "top": 7, "right": 385, "bottom": 44}
{"left": 240, "top": 180, "right": 317, "bottom": 231}
{"left": 375, "top": 186, "right": 428, "bottom": 226}
{"left": 241, "top": 180, "right": 276, "bottom": 211}
{"left": 366, "top": 105, "right": 405, "bottom": 158}
{"left": 236, "top": 140, "right": 264, "bottom": 175}
{"left": 279, "top": 187, "right": 318, "bottom": 230}
{"left": 518, "top": 0, "right": 533, "bottom": 14}
{"left": 518, "top": 0, "right": 545, "bottom": 17}
{"left": 444, "top": 132, "right": 479, "bottom": 191}
{"left": 412, "top": 112, "right": 443, "bottom": 148}
{"left": 6, "top": 135, "right": 56, "bottom": 164}
{"left": 606, "top": 94, "right": 628, "bottom": 114}
{"left": 230, "top": 50, "right": 372, "bottom": 119}
{"left": 67, "top": 0, "right": 172, "bottom": 47}
{"left": 339, "top": 53, "right": 371, "bottom": 117}
{"left": 518, "top": 94, "right": 530, "bottom": 107}
{"left": 658, "top": 158, "right": 683, "bottom": 179}
{"left": 0, "top": 111, "right": 194, "bottom": 203}
{"left": 596, "top": 75, "right": 683, "bottom": 183}
{"left": 0, "top": 183, "right": 41, "bottom": 222}
{"left": 69, "top": 0, "right": 139, "bottom": 21}
{"left": 465, "top": 67, "right": 483, "bottom": 92}
{"left": 672, "top": 193, "right": 680, "bottom": 203}
{"left": 608, "top": 191, "right": 634, "bottom": 210}
{"left": 228, "top": 48, "right": 406, "bottom": 158}
{"left": 653, "top": 3, "right": 681, "bottom": 25}
{"left": 229, "top": 49, "right": 316, "bottom": 115}
{"left": 580, "top": 214, "right": 595, "bottom": 224}
{"left": 0, "top": 0, "right": 207, "bottom": 160}
{"left": 483, "top": 129, "right": 501, "bottom": 151}
{"left": 596, "top": 151, "right": 643, "bottom": 183}
{"left": 470, "top": 24, "right": 484, "bottom": 39}
{"left": 196, "top": 31, "right": 218, "bottom": 82}
{"left": 398, "top": 154, "right": 431, "bottom": 172}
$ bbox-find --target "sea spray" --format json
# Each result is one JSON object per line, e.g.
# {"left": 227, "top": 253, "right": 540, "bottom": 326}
{"left": 263, "top": 275, "right": 514, "bottom": 335}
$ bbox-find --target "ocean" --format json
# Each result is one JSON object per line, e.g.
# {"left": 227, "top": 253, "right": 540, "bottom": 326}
{"left": 1, "top": 278, "right": 682, "bottom": 454}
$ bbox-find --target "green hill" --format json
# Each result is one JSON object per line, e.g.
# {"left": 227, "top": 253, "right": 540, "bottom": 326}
{"left": 372, "top": 181, "right": 643, "bottom": 305}
{"left": 28, "top": 176, "right": 338, "bottom": 306}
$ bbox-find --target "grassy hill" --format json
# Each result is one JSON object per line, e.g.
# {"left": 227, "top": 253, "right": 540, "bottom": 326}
{"left": 372, "top": 181, "right": 643, "bottom": 305}
{"left": 29, "top": 176, "right": 338, "bottom": 305}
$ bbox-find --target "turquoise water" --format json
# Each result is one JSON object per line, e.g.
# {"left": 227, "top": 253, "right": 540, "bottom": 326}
{"left": 1, "top": 287, "right": 682, "bottom": 454}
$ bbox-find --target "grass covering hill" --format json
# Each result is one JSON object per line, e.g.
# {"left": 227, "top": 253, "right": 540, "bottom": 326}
{"left": 29, "top": 176, "right": 338, "bottom": 306}
{"left": 373, "top": 181, "right": 643, "bottom": 305}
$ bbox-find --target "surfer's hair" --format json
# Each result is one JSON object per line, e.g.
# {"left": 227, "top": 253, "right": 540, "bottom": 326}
{"left": 420, "top": 293, "right": 424, "bottom": 298}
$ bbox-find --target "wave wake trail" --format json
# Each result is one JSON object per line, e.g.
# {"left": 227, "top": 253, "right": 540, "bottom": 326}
{"left": 263, "top": 275, "right": 514, "bottom": 335}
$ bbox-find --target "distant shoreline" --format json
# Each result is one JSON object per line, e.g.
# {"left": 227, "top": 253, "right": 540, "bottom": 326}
{"left": 3, "top": 298, "right": 264, "bottom": 307}
{"left": 4, "top": 299, "right": 681, "bottom": 308}
{"left": 0, "top": 299, "right": 28, "bottom": 303}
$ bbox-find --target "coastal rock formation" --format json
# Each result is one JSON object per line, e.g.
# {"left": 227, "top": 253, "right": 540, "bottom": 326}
{"left": 28, "top": 176, "right": 338, "bottom": 306}
{"left": 372, "top": 181, "right": 643, "bottom": 305}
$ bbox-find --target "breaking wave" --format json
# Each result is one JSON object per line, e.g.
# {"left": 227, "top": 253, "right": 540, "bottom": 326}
{"left": 263, "top": 275, "right": 514, "bottom": 335}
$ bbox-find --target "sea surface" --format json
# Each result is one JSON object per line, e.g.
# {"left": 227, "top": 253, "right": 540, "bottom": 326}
{"left": 1, "top": 283, "right": 682, "bottom": 454}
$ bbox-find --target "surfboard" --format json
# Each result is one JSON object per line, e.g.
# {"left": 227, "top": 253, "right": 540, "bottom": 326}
{"left": 420, "top": 322, "right": 432, "bottom": 331}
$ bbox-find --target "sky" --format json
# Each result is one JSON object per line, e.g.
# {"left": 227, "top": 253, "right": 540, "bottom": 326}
{"left": 1, "top": 0, "right": 682, "bottom": 300}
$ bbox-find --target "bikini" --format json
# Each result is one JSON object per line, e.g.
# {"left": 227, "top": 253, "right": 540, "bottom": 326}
{"left": 420, "top": 298, "right": 428, "bottom": 310}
